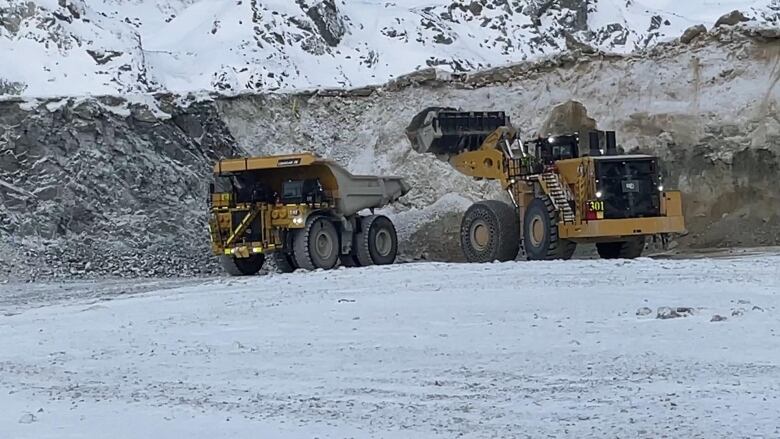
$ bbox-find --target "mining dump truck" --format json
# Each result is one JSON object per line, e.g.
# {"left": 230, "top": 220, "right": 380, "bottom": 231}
{"left": 405, "top": 107, "right": 685, "bottom": 261}
{"left": 208, "top": 152, "right": 410, "bottom": 275}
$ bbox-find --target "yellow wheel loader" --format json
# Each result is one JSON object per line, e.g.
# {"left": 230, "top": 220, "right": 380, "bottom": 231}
{"left": 405, "top": 108, "right": 685, "bottom": 261}
{"left": 208, "top": 152, "right": 410, "bottom": 275}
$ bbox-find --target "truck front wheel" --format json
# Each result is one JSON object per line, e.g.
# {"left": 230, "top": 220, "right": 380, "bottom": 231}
{"left": 219, "top": 254, "right": 265, "bottom": 276}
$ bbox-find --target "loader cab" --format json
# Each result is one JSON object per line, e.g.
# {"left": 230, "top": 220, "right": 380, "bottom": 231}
{"left": 534, "top": 130, "right": 620, "bottom": 164}
{"left": 534, "top": 134, "right": 580, "bottom": 163}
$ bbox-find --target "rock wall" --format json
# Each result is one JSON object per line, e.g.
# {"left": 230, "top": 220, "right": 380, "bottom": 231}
{"left": 0, "top": 96, "right": 239, "bottom": 280}
{"left": 0, "top": 26, "right": 778, "bottom": 279}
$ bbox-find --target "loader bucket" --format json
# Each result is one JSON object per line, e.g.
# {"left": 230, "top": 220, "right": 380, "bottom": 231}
{"left": 405, "top": 107, "right": 512, "bottom": 156}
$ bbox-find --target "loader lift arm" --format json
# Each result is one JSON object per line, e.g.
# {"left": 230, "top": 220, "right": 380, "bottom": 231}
{"left": 405, "top": 108, "right": 523, "bottom": 189}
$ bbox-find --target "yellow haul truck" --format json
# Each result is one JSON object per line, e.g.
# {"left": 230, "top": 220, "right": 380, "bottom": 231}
{"left": 405, "top": 108, "right": 685, "bottom": 261}
{"left": 208, "top": 152, "right": 410, "bottom": 275}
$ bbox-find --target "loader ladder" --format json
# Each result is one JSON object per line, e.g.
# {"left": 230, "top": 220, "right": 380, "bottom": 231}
{"left": 542, "top": 173, "right": 575, "bottom": 223}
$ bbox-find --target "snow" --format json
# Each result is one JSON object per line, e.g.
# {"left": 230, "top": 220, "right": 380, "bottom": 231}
{"left": 2, "top": 252, "right": 779, "bottom": 437}
{"left": 1, "top": 0, "right": 777, "bottom": 97}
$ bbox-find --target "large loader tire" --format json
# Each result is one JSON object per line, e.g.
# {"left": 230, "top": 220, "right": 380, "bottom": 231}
{"left": 219, "top": 254, "right": 265, "bottom": 276}
{"left": 522, "top": 197, "right": 576, "bottom": 261}
{"left": 293, "top": 216, "right": 340, "bottom": 270}
{"left": 272, "top": 251, "right": 298, "bottom": 273}
{"left": 355, "top": 215, "right": 398, "bottom": 266}
{"left": 460, "top": 200, "right": 520, "bottom": 263}
{"left": 596, "top": 237, "right": 645, "bottom": 259}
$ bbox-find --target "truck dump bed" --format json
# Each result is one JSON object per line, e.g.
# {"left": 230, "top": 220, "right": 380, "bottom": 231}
{"left": 214, "top": 152, "right": 410, "bottom": 216}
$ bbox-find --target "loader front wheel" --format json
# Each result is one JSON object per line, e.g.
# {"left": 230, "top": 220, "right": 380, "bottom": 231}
{"left": 596, "top": 237, "right": 645, "bottom": 259}
{"left": 219, "top": 254, "right": 265, "bottom": 276}
{"left": 522, "top": 197, "right": 576, "bottom": 261}
{"left": 293, "top": 216, "right": 340, "bottom": 270}
{"left": 460, "top": 200, "right": 520, "bottom": 263}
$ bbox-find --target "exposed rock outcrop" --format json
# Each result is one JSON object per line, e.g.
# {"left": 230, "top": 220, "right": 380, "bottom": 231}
{"left": 1, "top": 26, "right": 778, "bottom": 280}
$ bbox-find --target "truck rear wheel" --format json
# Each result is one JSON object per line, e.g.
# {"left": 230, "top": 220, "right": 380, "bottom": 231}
{"left": 596, "top": 237, "right": 645, "bottom": 259}
{"left": 293, "top": 216, "right": 340, "bottom": 270}
{"left": 460, "top": 200, "right": 520, "bottom": 263}
{"left": 355, "top": 215, "right": 398, "bottom": 266}
{"left": 219, "top": 254, "right": 265, "bottom": 276}
{"left": 522, "top": 197, "right": 576, "bottom": 261}
{"left": 340, "top": 254, "right": 360, "bottom": 267}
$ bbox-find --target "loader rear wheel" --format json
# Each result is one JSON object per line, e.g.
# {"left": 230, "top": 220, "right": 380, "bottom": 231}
{"left": 355, "top": 215, "right": 398, "bottom": 266}
{"left": 522, "top": 197, "right": 576, "bottom": 261}
{"left": 219, "top": 254, "right": 265, "bottom": 276}
{"left": 596, "top": 237, "right": 645, "bottom": 259}
{"left": 460, "top": 200, "right": 520, "bottom": 263}
{"left": 272, "top": 252, "right": 297, "bottom": 273}
{"left": 293, "top": 216, "right": 340, "bottom": 270}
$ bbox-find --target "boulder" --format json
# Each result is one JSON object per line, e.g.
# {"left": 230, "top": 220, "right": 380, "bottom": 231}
{"left": 680, "top": 25, "right": 706, "bottom": 44}
{"left": 714, "top": 10, "right": 750, "bottom": 28}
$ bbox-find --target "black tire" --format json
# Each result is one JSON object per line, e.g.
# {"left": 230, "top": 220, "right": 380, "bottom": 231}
{"left": 219, "top": 254, "right": 265, "bottom": 276}
{"left": 340, "top": 253, "right": 361, "bottom": 267}
{"left": 596, "top": 237, "right": 645, "bottom": 259}
{"left": 293, "top": 216, "right": 340, "bottom": 270}
{"left": 355, "top": 215, "right": 398, "bottom": 266}
{"left": 460, "top": 200, "right": 520, "bottom": 263}
{"left": 272, "top": 251, "right": 297, "bottom": 273}
{"left": 522, "top": 197, "right": 576, "bottom": 261}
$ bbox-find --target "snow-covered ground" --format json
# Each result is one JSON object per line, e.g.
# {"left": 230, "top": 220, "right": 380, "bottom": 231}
{"left": 1, "top": 252, "right": 779, "bottom": 437}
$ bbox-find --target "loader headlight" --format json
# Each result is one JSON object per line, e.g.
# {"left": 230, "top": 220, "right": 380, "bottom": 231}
{"left": 657, "top": 185, "right": 664, "bottom": 192}
{"left": 595, "top": 191, "right": 603, "bottom": 199}
{"left": 292, "top": 216, "right": 304, "bottom": 225}
{"left": 547, "top": 136, "right": 555, "bottom": 143}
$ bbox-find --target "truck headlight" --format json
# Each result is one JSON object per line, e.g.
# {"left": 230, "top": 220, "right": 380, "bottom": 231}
{"left": 658, "top": 185, "right": 664, "bottom": 191}
{"left": 595, "top": 191, "right": 603, "bottom": 199}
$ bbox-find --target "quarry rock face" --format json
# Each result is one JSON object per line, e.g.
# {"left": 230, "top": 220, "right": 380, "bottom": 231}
{"left": 1, "top": 26, "right": 779, "bottom": 279}
{"left": 0, "top": 97, "right": 240, "bottom": 280}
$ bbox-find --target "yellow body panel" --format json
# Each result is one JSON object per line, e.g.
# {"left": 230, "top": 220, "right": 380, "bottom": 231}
{"left": 559, "top": 215, "right": 685, "bottom": 240}
{"left": 450, "top": 148, "right": 508, "bottom": 183}
{"left": 214, "top": 153, "right": 319, "bottom": 174}
{"left": 208, "top": 199, "right": 313, "bottom": 257}
{"left": 559, "top": 189, "right": 685, "bottom": 240}
{"left": 661, "top": 190, "right": 683, "bottom": 216}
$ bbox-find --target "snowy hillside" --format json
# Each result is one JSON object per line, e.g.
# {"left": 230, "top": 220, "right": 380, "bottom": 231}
{"left": 0, "top": 0, "right": 778, "bottom": 96}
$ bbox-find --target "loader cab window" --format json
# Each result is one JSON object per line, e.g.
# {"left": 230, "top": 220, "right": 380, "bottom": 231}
{"left": 535, "top": 135, "right": 579, "bottom": 163}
